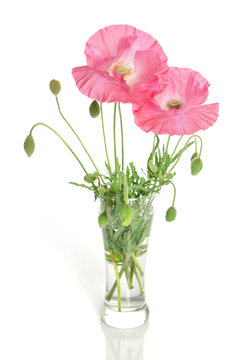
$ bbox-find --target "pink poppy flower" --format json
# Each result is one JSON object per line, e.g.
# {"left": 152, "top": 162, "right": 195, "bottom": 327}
{"left": 133, "top": 67, "right": 219, "bottom": 135}
{"left": 72, "top": 25, "right": 168, "bottom": 104}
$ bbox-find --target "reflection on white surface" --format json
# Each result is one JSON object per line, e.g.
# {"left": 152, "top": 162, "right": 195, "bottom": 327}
{"left": 101, "top": 320, "right": 149, "bottom": 360}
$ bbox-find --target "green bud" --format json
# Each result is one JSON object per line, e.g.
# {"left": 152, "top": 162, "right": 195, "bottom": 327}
{"left": 89, "top": 100, "right": 100, "bottom": 118}
{"left": 49, "top": 79, "right": 61, "bottom": 96}
{"left": 98, "top": 211, "right": 108, "bottom": 228}
{"left": 191, "top": 157, "right": 203, "bottom": 176}
{"left": 120, "top": 204, "right": 133, "bottom": 227}
{"left": 24, "top": 134, "right": 35, "bottom": 157}
{"left": 110, "top": 181, "right": 118, "bottom": 193}
{"left": 165, "top": 206, "right": 177, "bottom": 222}
{"left": 191, "top": 152, "right": 199, "bottom": 161}
{"left": 98, "top": 186, "right": 106, "bottom": 195}
{"left": 84, "top": 172, "right": 98, "bottom": 183}
{"left": 165, "top": 173, "right": 174, "bottom": 180}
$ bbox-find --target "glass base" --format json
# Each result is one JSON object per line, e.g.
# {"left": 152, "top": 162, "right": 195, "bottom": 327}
{"left": 100, "top": 302, "right": 149, "bottom": 329}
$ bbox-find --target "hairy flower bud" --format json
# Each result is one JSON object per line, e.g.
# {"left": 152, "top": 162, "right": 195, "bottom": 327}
{"left": 120, "top": 204, "right": 133, "bottom": 226}
{"left": 84, "top": 172, "right": 98, "bottom": 183}
{"left": 165, "top": 206, "right": 177, "bottom": 222}
{"left": 89, "top": 100, "right": 100, "bottom": 118}
{"left": 98, "top": 211, "right": 108, "bottom": 228}
{"left": 191, "top": 152, "right": 198, "bottom": 161}
{"left": 49, "top": 79, "right": 61, "bottom": 96}
{"left": 165, "top": 173, "right": 174, "bottom": 180}
{"left": 98, "top": 186, "right": 107, "bottom": 195}
{"left": 24, "top": 134, "right": 35, "bottom": 157}
{"left": 191, "top": 158, "right": 203, "bottom": 176}
{"left": 110, "top": 181, "right": 118, "bottom": 193}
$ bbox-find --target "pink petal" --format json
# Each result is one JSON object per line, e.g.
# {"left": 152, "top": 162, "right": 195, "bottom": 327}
{"left": 72, "top": 25, "right": 169, "bottom": 103}
{"left": 154, "top": 67, "right": 210, "bottom": 108}
{"left": 133, "top": 102, "right": 219, "bottom": 135}
{"left": 72, "top": 66, "right": 134, "bottom": 103}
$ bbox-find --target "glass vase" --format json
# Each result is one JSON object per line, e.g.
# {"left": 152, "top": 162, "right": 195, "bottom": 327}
{"left": 100, "top": 194, "right": 157, "bottom": 329}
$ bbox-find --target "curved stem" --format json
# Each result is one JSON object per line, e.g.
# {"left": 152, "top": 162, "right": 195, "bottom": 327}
{"left": 30, "top": 122, "right": 96, "bottom": 189}
{"left": 171, "top": 135, "right": 184, "bottom": 158}
{"left": 118, "top": 103, "right": 124, "bottom": 171}
{"left": 169, "top": 135, "right": 203, "bottom": 172}
{"left": 55, "top": 97, "right": 103, "bottom": 183}
{"left": 196, "top": 135, "right": 203, "bottom": 157}
{"left": 113, "top": 103, "right": 117, "bottom": 174}
{"left": 167, "top": 180, "right": 176, "bottom": 206}
{"left": 100, "top": 103, "right": 112, "bottom": 174}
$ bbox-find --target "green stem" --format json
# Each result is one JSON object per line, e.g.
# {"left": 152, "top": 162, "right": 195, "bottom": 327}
{"left": 152, "top": 134, "right": 156, "bottom": 153}
{"left": 109, "top": 250, "right": 121, "bottom": 311}
{"left": 113, "top": 103, "right": 117, "bottom": 174}
{"left": 118, "top": 103, "right": 124, "bottom": 171}
{"left": 165, "top": 135, "right": 171, "bottom": 154}
{"left": 196, "top": 135, "right": 203, "bottom": 157}
{"left": 134, "top": 267, "right": 143, "bottom": 295}
{"left": 169, "top": 135, "right": 203, "bottom": 172}
{"left": 29, "top": 122, "right": 92, "bottom": 179}
{"left": 195, "top": 137, "right": 198, "bottom": 153}
{"left": 167, "top": 180, "right": 176, "bottom": 206}
{"left": 106, "top": 255, "right": 130, "bottom": 302}
{"left": 120, "top": 171, "right": 129, "bottom": 205}
{"left": 129, "top": 263, "right": 135, "bottom": 290}
{"left": 55, "top": 97, "right": 103, "bottom": 183}
{"left": 171, "top": 135, "right": 184, "bottom": 158}
{"left": 131, "top": 253, "right": 144, "bottom": 277}
{"left": 124, "top": 265, "right": 131, "bottom": 290}
{"left": 100, "top": 103, "right": 112, "bottom": 174}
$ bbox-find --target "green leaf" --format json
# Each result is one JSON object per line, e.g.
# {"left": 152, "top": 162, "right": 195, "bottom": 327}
{"left": 69, "top": 182, "right": 94, "bottom": 191}
{"left": 171, "top": 141, "right": 194, "bottom": 163}
{"left": 161, "top": 153, "right": 171, "bottom": 173}
{"left": 129, "top": 162, "right": 139, "bottom": 181}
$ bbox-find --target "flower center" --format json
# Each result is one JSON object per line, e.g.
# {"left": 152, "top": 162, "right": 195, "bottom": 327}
{"left": 109, "top": 61, "right": 134, "bottom": 80}
{"left": 168, "top": 99, "right": 182, "bottom": 110}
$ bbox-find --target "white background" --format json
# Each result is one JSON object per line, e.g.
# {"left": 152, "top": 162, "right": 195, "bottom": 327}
{"left": 0, "top": 0, "right": 238, "bottom": 359}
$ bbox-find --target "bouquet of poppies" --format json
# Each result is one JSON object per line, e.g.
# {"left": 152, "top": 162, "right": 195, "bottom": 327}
{"left": 24, "top": 25, "right": 218, "bottom": 312}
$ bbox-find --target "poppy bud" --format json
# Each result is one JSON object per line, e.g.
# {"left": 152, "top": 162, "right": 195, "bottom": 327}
{"left": 191, "top": 158, "right": 203, "bottom": 176}
{"left": 191, "top": 152, "right": 198, "bottom": 161}
{"left": 165, "top": 173, "right": 174, "bottom": 180}
{"left": 120, "top": 204, "right": 133, "bottom": 226}
{"left": 110, "top": 181, "right": 118, "bottom": 193}
{"left": 89, "top": 100, "right": 100, "bottom": 118}
{"left": 24, "top": 134, "right": 35, "bottom": 157}
{"left": 165, "top": 206, "right": 177, "bottom": 222}
{"left": 98, "top": 211, "right": 108, "bottom": 228}
{"left": 98, "top": 186, "right": 106, "bottom": 195}
{"left": 84, "top": 173, "right": 98, "bottom": 183}
{"left": 49, "top": 79, "right": 61, "bottom": 95}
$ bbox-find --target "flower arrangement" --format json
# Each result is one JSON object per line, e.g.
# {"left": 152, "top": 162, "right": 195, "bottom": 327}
{"left": 24, "top": 25, "right": 219, "bottom": 320}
